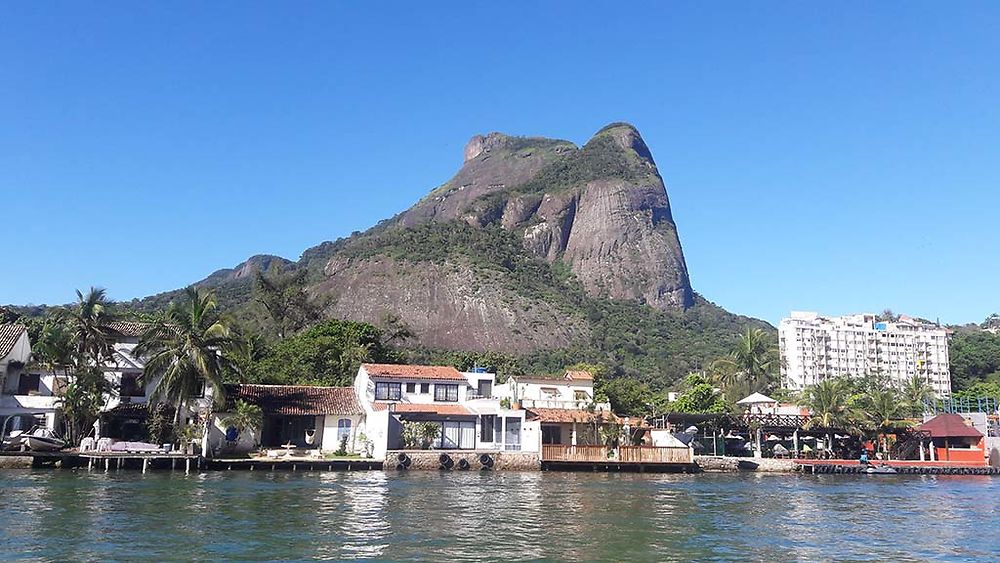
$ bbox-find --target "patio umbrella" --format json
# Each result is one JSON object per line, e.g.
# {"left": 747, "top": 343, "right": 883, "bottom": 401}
{"left": 766, "top": 434, "right": 781, "bottom": 441}
{"left": 773, "top": 444, "right": 789, "bottom": 456}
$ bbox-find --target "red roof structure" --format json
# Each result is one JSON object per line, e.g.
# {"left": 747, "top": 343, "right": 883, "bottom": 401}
{"left": 372, "top": 402, "right": 472, "bottom": 416}
{"left": 361, "top": 363, "right": 465, "bottom": 381}
{"left": 225, "top": 384, "right": 363, "bottom": 416}
{"left": 917, "top": 414, "right": 984, "bottom": 439}
{"left": 0, "top": 324, "right": 26, "bottom": 358}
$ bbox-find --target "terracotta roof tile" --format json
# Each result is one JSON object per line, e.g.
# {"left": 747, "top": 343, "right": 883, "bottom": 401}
{"left": 107, "top": 321, "right": 150, "bottom": 338}
{"left": 362, "top": 363, "right": 465, "bottom": 381}
{"left": 225, "top": 384, "right": 363, "bottom": 416}
{"left": 525, "top": 408, "right": 622, "bottom": 424}
{"left": 917, "top": 414, "right": 984, "bottom": 439}
{"left": 0, "top": 324, "right": 26, "bottom": 359}
{"left": 372, "top": 402, "right": 473, "bottom": 416}
{"left": 563, "top": 370, "right": 593, "bottom": 381}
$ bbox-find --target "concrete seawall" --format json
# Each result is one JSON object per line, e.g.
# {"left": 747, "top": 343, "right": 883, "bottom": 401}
{"left": 695, "top": 456, "right": 800, "bottom": 473}
{"left": 385, "top": 450, "right": 540, "bottom": 471}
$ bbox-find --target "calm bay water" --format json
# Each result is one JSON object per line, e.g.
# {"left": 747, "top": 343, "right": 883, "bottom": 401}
{"left": 1, "top": 469, "right": 998, "bottom": 561}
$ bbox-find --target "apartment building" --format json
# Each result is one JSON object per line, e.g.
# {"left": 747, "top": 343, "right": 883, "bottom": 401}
{"left": 779, "top": 311, "right": 951, "bottom": 397}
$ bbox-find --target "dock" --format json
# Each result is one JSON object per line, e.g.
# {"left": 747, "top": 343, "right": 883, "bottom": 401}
{"left": 540, "top": 445, "right": 697, "bottom": 473}
{"left": 798, "top": 460, "right": 1000, "bottom": 476}
{"left": 204, "top": 457, "right": 382, "bottom": 472}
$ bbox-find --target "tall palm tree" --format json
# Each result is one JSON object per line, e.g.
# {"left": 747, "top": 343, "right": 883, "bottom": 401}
{"left": 67, "top": 287, "right": 116, "bottom": 368}
{"left": 899, "top": 374, "right": 935, "bottom": 418}
{"left": 135, "top": 287, "right": 235, "bottom": 427}
{"left": 711, "top": 328, "right": 779, "bottom": 395}
{"left": 857, "top": 386, "right": 910, "bottom": 457}
{"left": 799, "top": 378, "right": 857, "bottom": 452}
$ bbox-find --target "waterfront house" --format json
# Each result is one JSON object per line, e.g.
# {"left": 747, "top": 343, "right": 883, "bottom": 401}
{"left": 0, "top": 324, "right": 60, "bottom": 431}
{"left": 917, "top": 413, "right": 987, "bottom": 465}
{"left": 208, "top": 384, "right": 366, "bottom": 456}
{"left": 354, "top": 363, "right": 530, "bottom": 460}
{"left": 99, "top": 321, "right": 218, "bottom": 440}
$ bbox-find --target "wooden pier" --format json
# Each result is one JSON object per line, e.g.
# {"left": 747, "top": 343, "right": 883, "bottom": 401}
{"left": 798, "top": 460, "right": 1000, "bottom": 476}
{"left": 204, "top": 457, "right": 382, "bottom": 472}
{"left": 540, "top": 445, "right": 698, "bottom": 473}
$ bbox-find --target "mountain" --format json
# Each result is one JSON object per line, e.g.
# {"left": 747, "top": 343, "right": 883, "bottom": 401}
{"left": 125, "top": 123, "right": 769, "bottom": 385}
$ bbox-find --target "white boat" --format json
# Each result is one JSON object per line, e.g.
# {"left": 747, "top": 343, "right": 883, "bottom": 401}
{"left": 22, "top": 428, "right": 66, "bottom": 452}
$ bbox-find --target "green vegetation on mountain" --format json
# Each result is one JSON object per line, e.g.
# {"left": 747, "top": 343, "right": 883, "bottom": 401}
{"left": 948, "top": 326, "right": 1000, "bottom": 393}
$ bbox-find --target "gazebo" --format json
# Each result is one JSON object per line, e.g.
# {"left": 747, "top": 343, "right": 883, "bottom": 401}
{"left": 736, "top": 392, "right": 779, "bottom": 457}
{"left": 916, "top": 414, "right": 986, "bottom": 465}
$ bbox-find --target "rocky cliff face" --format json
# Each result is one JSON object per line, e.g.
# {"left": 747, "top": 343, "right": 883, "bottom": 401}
{"left": 396, "top": 123, "right": 693, "bottom": 310}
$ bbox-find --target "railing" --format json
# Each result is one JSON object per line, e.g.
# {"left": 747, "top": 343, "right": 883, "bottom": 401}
{"left": 521, "top": 399, "right": 612, "bottom": 411}
{"left": 619, "top": 446, "right": 692, "bottom": 464}
{"left": 541, "top": 445, "right": 693, "bottom": 464}
{"left": 542, "top": 444, "right": 610, "bottom": 462}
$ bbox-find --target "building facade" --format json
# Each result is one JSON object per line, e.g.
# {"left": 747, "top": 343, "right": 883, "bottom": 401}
{"left": 779, "top": 311, "right": 951, "bottom": 397}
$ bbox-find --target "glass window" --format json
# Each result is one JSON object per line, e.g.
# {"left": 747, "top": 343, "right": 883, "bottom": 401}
{"left": 480, "top": 415, "right": 496, "bottom": 442}
{"left": 375, "top": 382, "right": 402, "bottom": 400}
{"left": 542, "top": 425, "right": 562, "bottom": 445}
{"left": 574, "top": 390, "right": 590, "bottom": 401}
{"left": 120, "top": 373, "right": 145, "bottom": 398}
{"left": 505, "top": 417, "right": 521, "bottom": 450}
{"left": 477, "top": 380, "right": 492, "bottom": 398}
{"left": 405, "top": 382, "right": 416, "bottom": 394}
{"left": 17, "top": 374, "right": 40, "bottom": 396}
{"left": 434, "top": 384, "right": 459, "bottom": 402}
{"left": 420, "top": 383, "right": 430, "bottom": 394}
{"left": 337, "top": 418, "right": 352, "bottom": 441}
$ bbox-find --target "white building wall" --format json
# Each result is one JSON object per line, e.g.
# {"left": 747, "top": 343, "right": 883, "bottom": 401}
{"left": 779, "top": 311, "right": 952, "bottom": 397}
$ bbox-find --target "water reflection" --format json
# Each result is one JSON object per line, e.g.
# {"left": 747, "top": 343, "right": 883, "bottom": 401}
{"left": 2, "top": 470, "right": 999, "bottom": 561}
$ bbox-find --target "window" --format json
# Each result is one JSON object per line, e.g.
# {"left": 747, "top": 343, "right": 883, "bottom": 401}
{"left": 434, "top": 384, "right": 459, "bottom": 402}
{"left": 17, "top": 373, "right": 40, "bottom": 396}
{"left": 375, "top": 382, "right": 402, "bottom": 400}
{"left": 541, "top": 387, "right": 560, "bottom": 399}
{"left": 337, "top": 418, "right": 352, "bottom": 442}
{"left": 420, "top": 383, "right": 430, "bottom": 394}
{"left": 120, "top": 373, "right": 145, "bottom": 398}
{"left": 195, "top": 379, "right": 206, "bottom": 398}
{"left": 440, "top": 421, "right": 476, "bottom": 449}
{"left": 480, "top": 415, "right": 496, "bottom": 442}
{"left": 405, "top": 382, "right": 416, "bottom": 394}
{"left": 574, "top": 390, "right": 590, "bottom": 401}
{"left": 541, "top": 425, "right": 562, "bottom": 445}
{"left": 477, "top": 379, "right": 492, "bottom": 398}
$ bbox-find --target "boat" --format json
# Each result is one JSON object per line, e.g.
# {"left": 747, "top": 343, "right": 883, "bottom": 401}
{"left": 22, "top": 427, "right": 66, "bottom": 452}
{"left": 864, "top": 465, "right": 897, "bottom": 475}
{"left": 1, "top": 414, "right": 43, "bottom": 451}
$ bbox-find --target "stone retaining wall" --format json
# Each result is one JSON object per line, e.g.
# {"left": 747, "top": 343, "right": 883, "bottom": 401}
{"left": 0, "top": 455, "right": 34, "bottom": 469}
{"left": 695, "top": 456, "right": 800, "bottom": 473}
{"left": 384, "top": 450, "right": 540, "bottom": 471}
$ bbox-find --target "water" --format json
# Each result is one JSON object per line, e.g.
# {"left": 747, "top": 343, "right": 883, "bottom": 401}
{"left": 1, "top": 469, "right": 998, "bottom": 561}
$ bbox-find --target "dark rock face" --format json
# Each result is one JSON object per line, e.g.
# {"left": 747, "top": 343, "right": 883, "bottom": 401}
{"left": 198, "top": 255, "right": 294, "bottom": 287}
{"left": 392, "top": 123, "right": 694, "bottom": 311}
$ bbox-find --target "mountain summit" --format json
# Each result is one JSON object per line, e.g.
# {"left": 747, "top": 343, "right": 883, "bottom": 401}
{"left": 396, "top": 122, "right": 693, "bottom": 310}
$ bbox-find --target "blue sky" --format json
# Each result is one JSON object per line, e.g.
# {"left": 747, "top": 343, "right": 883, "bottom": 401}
{"left": 2, "top": 2, "right": 998, "bottom": 325}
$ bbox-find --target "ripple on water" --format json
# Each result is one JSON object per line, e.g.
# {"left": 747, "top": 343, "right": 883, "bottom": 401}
{"left": 0, "top": 470, "right": 997, "bottom": 561}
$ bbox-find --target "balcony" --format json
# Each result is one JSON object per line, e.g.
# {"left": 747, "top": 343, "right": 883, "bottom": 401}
{"left": 0, "top": 394, "right": 60, "bottom": 410}
{"left": 520, "top": 399, "right": 612, "bottom": 411}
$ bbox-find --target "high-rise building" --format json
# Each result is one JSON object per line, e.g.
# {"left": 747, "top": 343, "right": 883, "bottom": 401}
{"left": 778, "top": 311, "right": 951, "bottom": 397}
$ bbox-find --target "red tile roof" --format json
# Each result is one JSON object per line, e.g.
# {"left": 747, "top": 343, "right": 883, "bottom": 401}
{"left": 361, "top": 363, "right": 465, "bottom": 381}
{"left": 563, "top": 370, "right": 593, "bottom": 381}
{"left": 372, "top": 402, "right": 473, "bottom": 416}
{"left": 225, "top": 384, "right": 363, "bottom": 416}
{"left": 107, "top": 321, "right": 150, "bottom": 337}
{"left": 0, "top": 324, "right": 26, "bottom": 358}
{"left": 917, "top": 414, "right": 984, "bottom": 439}
{"left": 526, "top": 408, "right": 622, "bottom": 424}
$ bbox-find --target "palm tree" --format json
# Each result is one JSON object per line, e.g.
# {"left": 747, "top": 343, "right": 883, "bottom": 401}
{"left": 135, "top": 287, "right": 235, "bottom": 428}
{"left": 67, "top": 287, "right": 116, "bottom": 368}
{"left": 799, "top": 378, "right": 857, "bottom": 452}
{"left": 711, "top": 328, "right": 779, "bottom": 396}
{"left": 857, "top": 386, "right": 910, "bottom": 458}
{"left": 33, "top": 317, "right": 75, "bottom": 376}
{"left": 221, "top": 400, "right": 263, "bottom": 447}
{"left": 899, "top": 374, "right": 935, "bottom": 418}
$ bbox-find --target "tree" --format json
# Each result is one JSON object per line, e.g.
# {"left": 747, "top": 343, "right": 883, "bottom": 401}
{"left": 135, "top": 287, "right": 235, "bottom": 428}
{"left": 56, "top": 380, "right": 104, "bottom": 445}
{"left": 252, "top": 265, "right": 322, "bottom": 340}
{"left": 710, "top": 328, "right": 779, "bottom": 398}
{"left": 67, "top": 287, "right": 117, "bottom": 367}
{"left": 799, "top": 378, "right": 857, "bottom": 451}
{"left": 250, "top": 319, "right": 398, "bottom": 386}
{"left": 596, "top": 377, "right": 665, "bottom": 416}
{"left": 32, "top": 317, "right": 74, "bottom": 376}
{"left": 221, "top": 400, "right": 263, "bottom": 447}
{"left": 855, "top": 385, "right": 910, "bottom": 457}
{"left": 899, "top": 374, "right": 935, "bottom": 417}
{"left": 669, "top": 373, "right": 729, "bottom": 414}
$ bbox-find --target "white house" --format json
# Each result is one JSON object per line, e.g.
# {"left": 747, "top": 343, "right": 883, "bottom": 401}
{"left": 355, "top": 363, "right": 531, "bottom": 461}
{"left": 495, "top": 370, "right": 619, "bottom": 451}
{"left": 207, "top": 384, "right": 367, "bottom": 456}
{"left": 0, "top": 324, "right": 59, "bottom": 431}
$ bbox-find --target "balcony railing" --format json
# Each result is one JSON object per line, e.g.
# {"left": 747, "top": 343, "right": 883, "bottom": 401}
{"left": 520, "top": 399, "right": 612, "bottom": 411}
